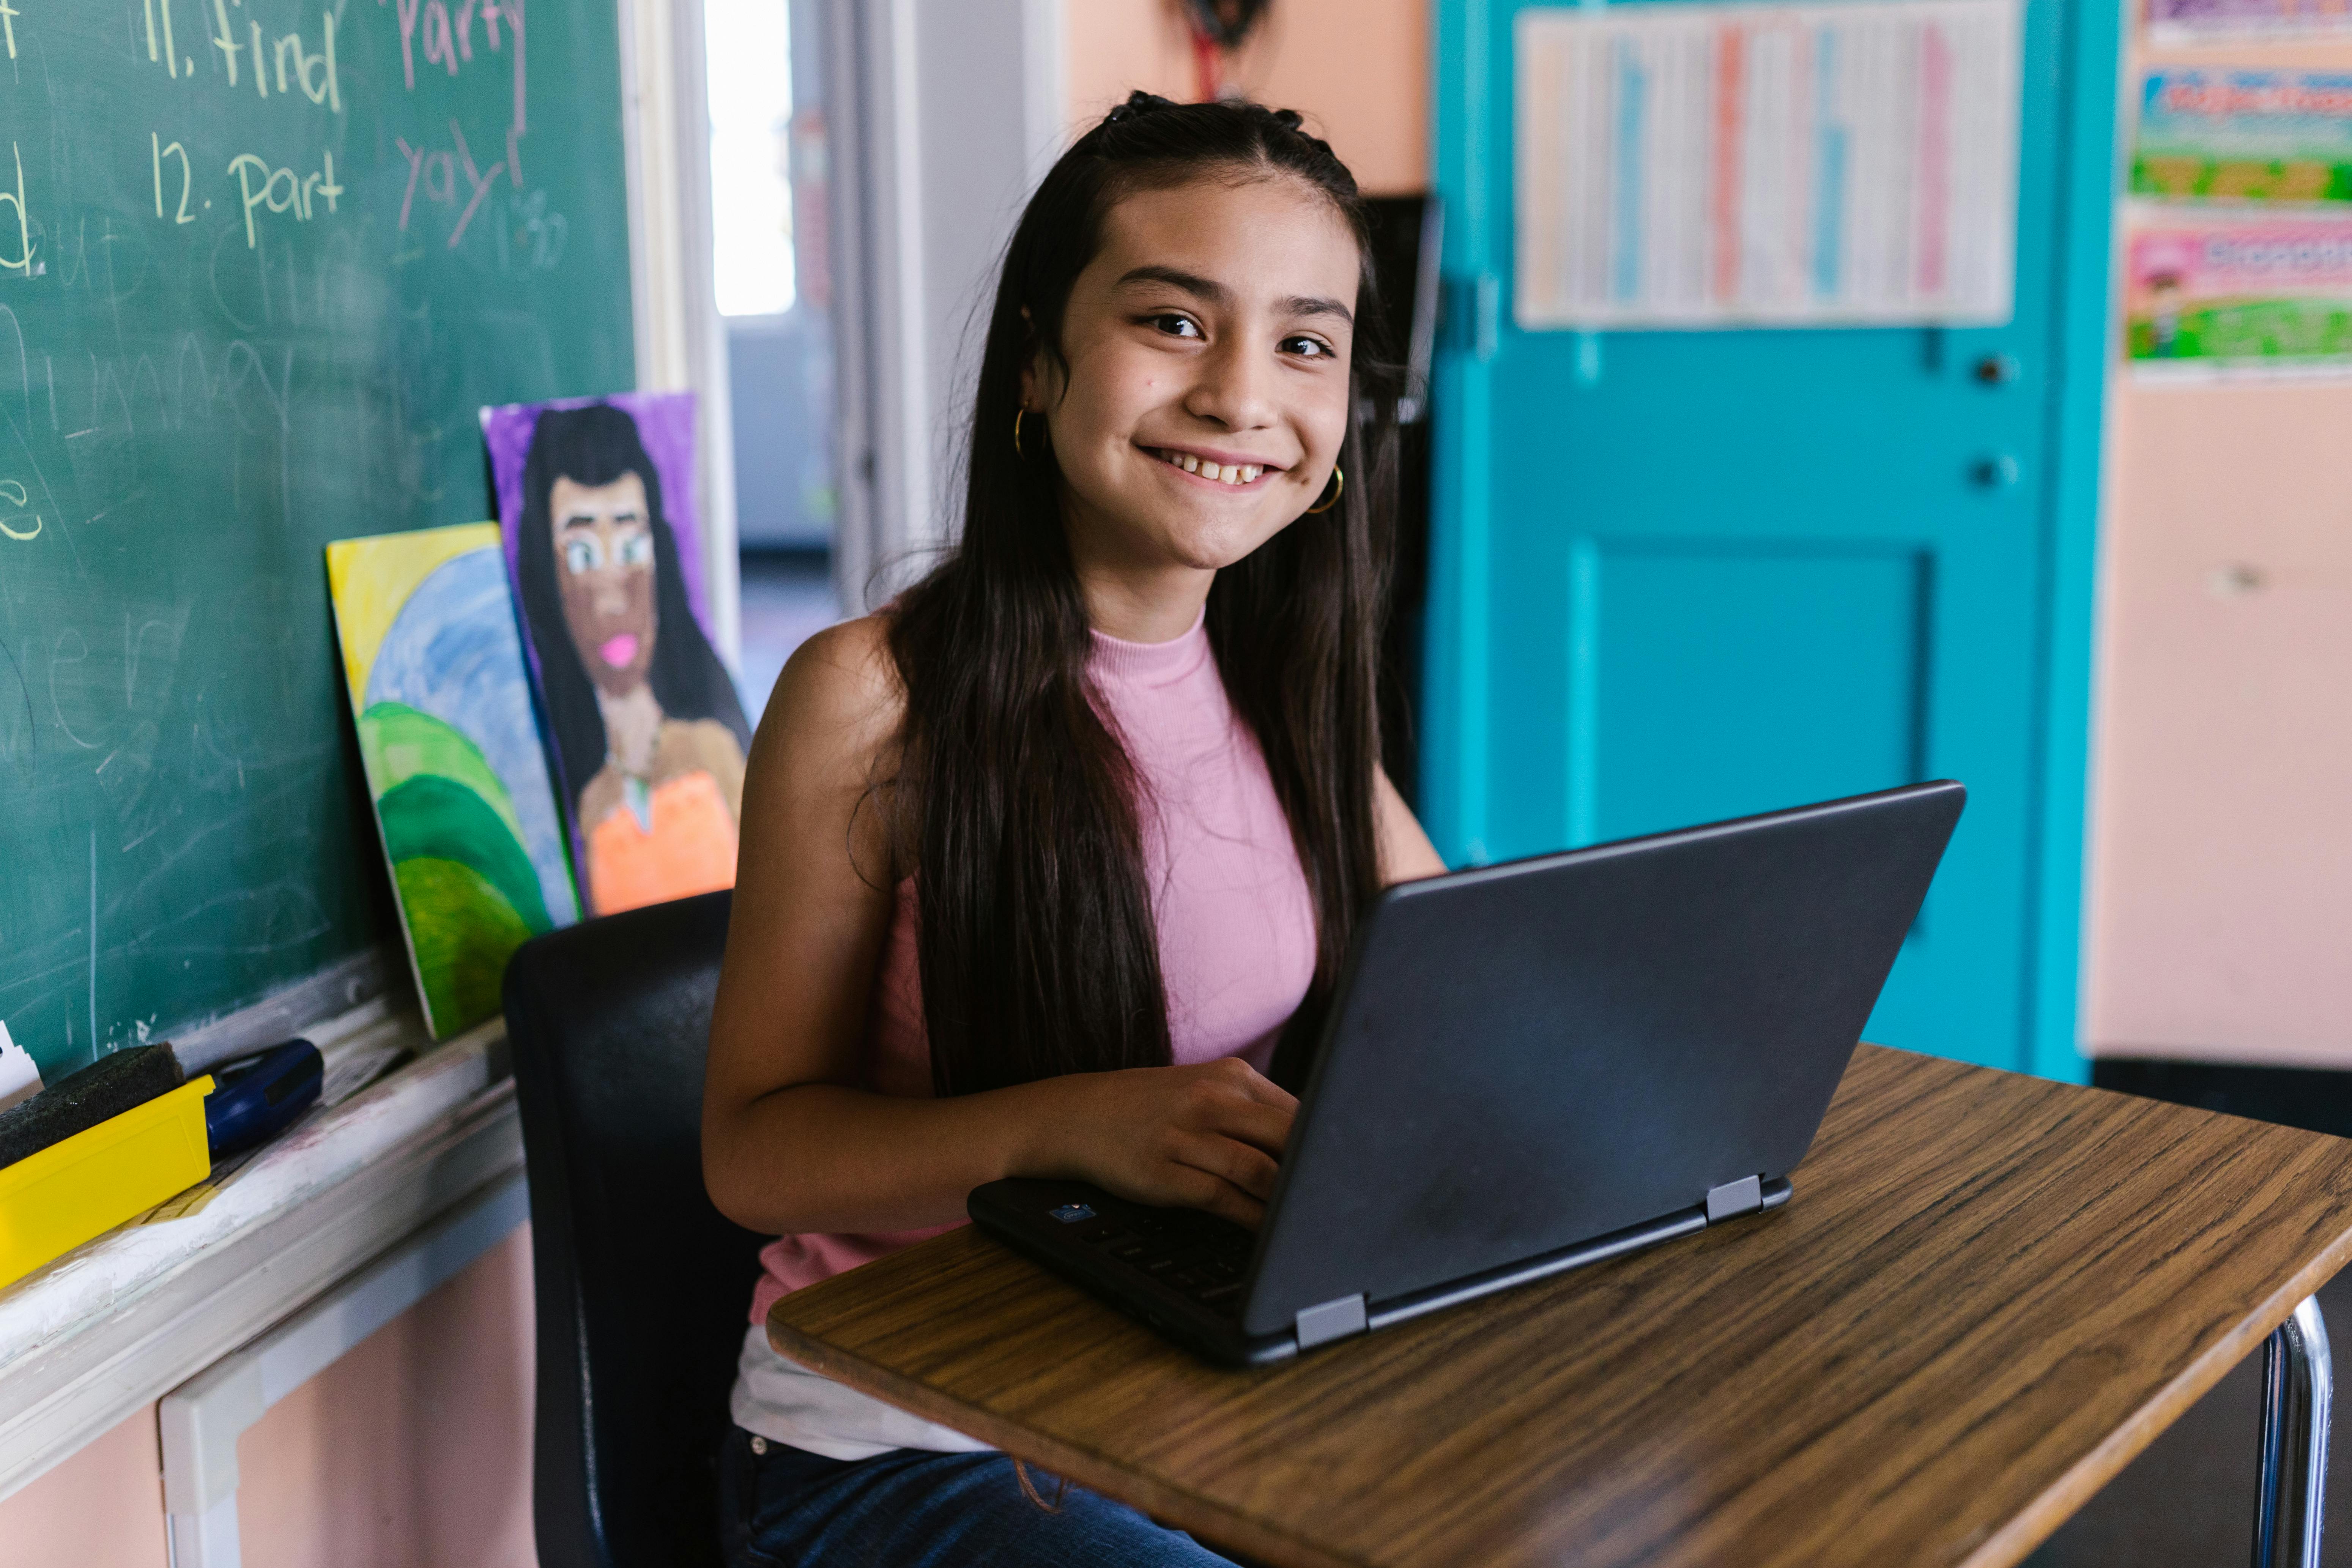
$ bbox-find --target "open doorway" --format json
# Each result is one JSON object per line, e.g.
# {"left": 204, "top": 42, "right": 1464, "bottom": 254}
{"left": 706, "top": 0, "right": 841, "bottom": 719}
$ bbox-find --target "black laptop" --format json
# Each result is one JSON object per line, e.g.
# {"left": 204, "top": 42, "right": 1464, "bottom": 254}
{"left": 968, "top": 780, "right": 1965, "bottom": 1366}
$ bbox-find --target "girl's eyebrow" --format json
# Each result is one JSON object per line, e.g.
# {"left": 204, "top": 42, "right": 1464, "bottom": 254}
{"left": 1115, "top": 265, "right": 1355, "bottom": 327}
{"left": 1284, "top": 295, "right": 1355, "bottom": 326}
{"left": 1116, "top": 264, "right": 1227, "bottom": 303}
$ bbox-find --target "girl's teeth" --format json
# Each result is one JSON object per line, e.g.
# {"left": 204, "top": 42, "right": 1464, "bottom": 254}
{"left": 1157, "top": 449, "right": 1262, "bottom": 484}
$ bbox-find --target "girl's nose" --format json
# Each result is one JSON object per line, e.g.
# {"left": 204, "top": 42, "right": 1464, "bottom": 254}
{"left": 1184, "top": 339, "right": 1276, "bottom": 430}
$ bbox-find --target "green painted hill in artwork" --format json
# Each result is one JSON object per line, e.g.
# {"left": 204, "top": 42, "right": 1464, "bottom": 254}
{"left": 391, "top": 859, "right": 539, "bottom": 1039}
{"left": 361, "top": 703, "right": 557, "bottom": 1037}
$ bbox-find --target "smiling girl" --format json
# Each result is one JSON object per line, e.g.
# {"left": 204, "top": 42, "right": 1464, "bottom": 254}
{"left": 703, "top": 95, "right": 1445, "bottom": 1565}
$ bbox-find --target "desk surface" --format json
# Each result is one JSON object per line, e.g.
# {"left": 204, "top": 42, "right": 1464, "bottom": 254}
{"left": 769, "top": 1046, "right": 2352, "bottom": 1568}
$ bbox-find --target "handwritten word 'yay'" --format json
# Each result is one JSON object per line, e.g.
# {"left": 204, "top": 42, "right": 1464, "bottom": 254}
{"left": 396, "top": 124, "right": 504, "bottom": 248}
{"left": 228, "top": 153, "right": 344, "bottom": 249}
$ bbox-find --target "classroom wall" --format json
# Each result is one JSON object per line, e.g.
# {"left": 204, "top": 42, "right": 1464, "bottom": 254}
{"left": 0, "top": 1229, "right": 537, "bottom": 1568}
{"left": 1063, "top": 0, "right": 1429, "bottom": 192}
{"left": 0, "top": 1404, "right": 168, "bottom": 1568}
{"left": 2081, "top": 31, "right": 2352, "bottom": 1067}
{"left": 237, "top": 1228, "right": 537, "bottom": 1568}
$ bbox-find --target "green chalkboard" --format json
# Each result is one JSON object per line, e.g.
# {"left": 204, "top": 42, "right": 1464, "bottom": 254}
{"left": 0, "top": 0, "right": 633, "bottom": 1080}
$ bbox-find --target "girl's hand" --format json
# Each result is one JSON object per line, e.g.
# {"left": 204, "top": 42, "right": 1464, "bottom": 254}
{"left": 1039, "top": 1057, "right": 1298, "bottom": 1230}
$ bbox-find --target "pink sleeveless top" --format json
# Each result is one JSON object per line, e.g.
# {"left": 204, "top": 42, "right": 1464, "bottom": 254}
{"left": 747, "top": 613, "right": 1318, "bottom": 1327}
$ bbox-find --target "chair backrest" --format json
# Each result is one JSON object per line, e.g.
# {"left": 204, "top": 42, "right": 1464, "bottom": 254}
{"left": 504, "top": 891, "right": 767, "bottom": 1568}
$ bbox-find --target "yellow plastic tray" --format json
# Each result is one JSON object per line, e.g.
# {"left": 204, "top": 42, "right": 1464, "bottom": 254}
{"left": 0, "top": 1075, "right": 215, "bottom": 1291}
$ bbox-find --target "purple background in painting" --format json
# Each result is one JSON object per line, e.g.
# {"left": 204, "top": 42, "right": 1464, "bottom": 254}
{"left": 480, "top": 389, "right": 709, "bottom": 627}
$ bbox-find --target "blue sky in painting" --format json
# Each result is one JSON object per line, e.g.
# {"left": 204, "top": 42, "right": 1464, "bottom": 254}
{"left": 365, "top": 548, "right": 578, "bottom": 926}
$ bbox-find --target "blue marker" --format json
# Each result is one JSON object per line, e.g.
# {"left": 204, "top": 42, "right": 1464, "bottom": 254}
{"left": 203, "top": 1039, "right": 323, "bottom": 1158}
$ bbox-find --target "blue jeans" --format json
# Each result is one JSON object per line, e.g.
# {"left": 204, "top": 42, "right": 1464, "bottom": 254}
{"left": 719, "top": 1426, "right": 1240, "bottom": 1566}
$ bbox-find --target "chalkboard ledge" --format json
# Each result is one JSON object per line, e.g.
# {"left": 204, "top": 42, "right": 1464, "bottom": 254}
{"left": 0, "top": 1008, "right": 521, "bottom": 1499}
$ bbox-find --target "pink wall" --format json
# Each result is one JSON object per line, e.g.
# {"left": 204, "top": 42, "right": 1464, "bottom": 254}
{"left": 1065, "top": 0, "right": 1430, "bottom": 194}
{"left": 0, "top": 1404, "right": 169, "bottom": 1568}
{"left": 237, "top": 1227, "right": 537, "bottom": 1568}
{"left": 0, "top": 1229, "right": 538, "bottom": 1568}
{"left": 2083, "top": 33, "right": 2352, "bottom": 1065}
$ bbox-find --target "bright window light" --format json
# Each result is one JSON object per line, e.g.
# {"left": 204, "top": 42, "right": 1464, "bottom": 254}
{"left": 707, "top": 0, "right": 796, "bottom": 318}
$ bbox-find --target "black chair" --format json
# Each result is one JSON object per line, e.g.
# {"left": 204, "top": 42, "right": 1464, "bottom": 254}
{"left": 504, "top": 890, "right": 768, "bottom": 1568}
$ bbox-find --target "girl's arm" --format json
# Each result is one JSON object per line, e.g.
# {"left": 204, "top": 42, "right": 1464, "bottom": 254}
{"left": 1376, "top": 766, "right": 1448, "bottom": 885}
{"left": 701, "top": 616, "right": 1295, "bottom": 1239}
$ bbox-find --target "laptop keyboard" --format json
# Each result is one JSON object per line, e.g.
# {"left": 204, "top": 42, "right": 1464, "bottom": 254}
{"left": 1062, "top": 1206, "right": 1256, "bottom": 1318}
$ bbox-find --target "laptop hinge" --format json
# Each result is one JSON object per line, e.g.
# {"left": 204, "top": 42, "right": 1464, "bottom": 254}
{"left": 1294, "top": 1294, "right": 1369, "bottom": 1350}
{"left": 1705, "top": 1175, "right": 1764, "bottom": 1223}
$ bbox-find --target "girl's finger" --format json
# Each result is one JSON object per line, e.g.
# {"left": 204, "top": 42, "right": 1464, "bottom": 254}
{"left": 1209, "top": 1098, "right": 1294, "bottom": 1157}
{"left": 1176, "top": 1134, "right": 1282, "bottom": 1201}
{"left": 1233, "top": 1067, "right": 1299, "bottom": 1111}
{"left": 1163, "top": 1161, "right": 1269, "bottom": 1230}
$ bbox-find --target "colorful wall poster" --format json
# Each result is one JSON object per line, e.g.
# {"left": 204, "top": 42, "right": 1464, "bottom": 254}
{"left": 2133, "top": 69, "right": 2352, "bottom": 203}
{"left": 2125, "top": 221, "right": 2352, "bottom": 369}
{"left": 326, "top": 524, "right": 581, "bottom": 1039}
{"left": 1515, "top": 0, "right": 2022, "bottom": 329}
{"left": 2147, "top": 0, "right": 2352, "bottom": 42}
{"left": 482, "top": 393, "right": 752, "bottom": 918}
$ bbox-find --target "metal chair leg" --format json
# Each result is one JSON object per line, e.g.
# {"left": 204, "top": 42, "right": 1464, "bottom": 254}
{"left": 2252, "top": 1296, "right": 2331, "bottom": 1568}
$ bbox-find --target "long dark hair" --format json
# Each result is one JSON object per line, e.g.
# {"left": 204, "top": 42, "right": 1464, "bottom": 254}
{"left": 513, "top": 402, "right": 752, "bottom": 809}
{"left": 887, "top": 95, "right": 1399, "bottom": 1098}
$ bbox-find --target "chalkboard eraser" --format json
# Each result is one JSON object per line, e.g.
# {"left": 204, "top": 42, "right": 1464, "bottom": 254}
{"left": 0, "top": 1074, "right": 213, "bottom": 1291}
{"left": 0, "top": 1044, "right": 185, "bottom": 1172}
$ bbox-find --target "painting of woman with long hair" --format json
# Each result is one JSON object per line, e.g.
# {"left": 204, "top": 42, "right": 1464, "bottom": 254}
{"left": 492, "top": 397, "right": 752, "bottom": 916}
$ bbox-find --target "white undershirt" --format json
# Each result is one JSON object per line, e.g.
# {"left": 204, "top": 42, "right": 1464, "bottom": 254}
{"left": 729, "top": 1326, "right": 997, "bottom": 1461}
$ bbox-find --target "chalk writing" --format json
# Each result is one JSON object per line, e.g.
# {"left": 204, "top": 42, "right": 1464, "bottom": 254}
{"left": 395, "top": 122, "right": 504, "bottom": 247}
{"left": 493, "top": 187, "right": 566, "bottom": 276}
{"left": 143, "top": 0, "right": 187, "bottom": 78}
{"left": 0, "top": 144, "right": 34, "bottom": 278}
{"left": 384, "top": 0, "right": 526, "bottom": 186}
{"left": 1, "top": 0, "right": 18, "bottom": 62}
{"left": 50, "top": 631, "right": 100, "bottom": 750}
{"left": 0, "top": 478, "right": 38, "bottom": 540}
{"left": 0, "top": 637, "right": 29, "bottom": 780}
{"left": 201, "top": 2, "right": 340, "bottom": 110}
{"left": 273, "top": 15, "right": 340, "bottom": 108}
{"left": 227, "top": 151, "right": 343, "bottom": 248}
{"left": 390, "top": 0, "right": 514, "bottom": 88}
{"left": 152, "top": 135, "right": 197, "bottom": 226}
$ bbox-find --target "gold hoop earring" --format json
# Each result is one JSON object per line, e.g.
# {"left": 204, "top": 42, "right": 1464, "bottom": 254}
{"left": 1304, "top": 465, "right": 1344, "bottom": 514}
{"left": 1013, "top": 408, "right": 1030, "bottom": 459}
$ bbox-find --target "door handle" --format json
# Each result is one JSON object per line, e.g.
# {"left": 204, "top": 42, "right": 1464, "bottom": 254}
{"left": 1973, "top": 354, "right": 2021, "bottom": 386}
{"left": 1969, "top": 454, "right": 2021, "bottom": 489}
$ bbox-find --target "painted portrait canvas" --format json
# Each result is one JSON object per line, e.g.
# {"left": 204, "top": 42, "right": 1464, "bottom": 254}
{"left": 481, "top": 392, "right": 751, "bottom": 917}
{"left": 327, "top": 523, "right": 582, "bottom": 1039}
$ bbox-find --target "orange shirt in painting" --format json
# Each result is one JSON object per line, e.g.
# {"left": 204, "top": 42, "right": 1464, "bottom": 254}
{"left": 586, "top": 769, "right": 740, "bottom": 914}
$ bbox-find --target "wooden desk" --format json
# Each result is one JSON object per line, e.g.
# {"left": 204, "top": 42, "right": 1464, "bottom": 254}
{"left": 769, "top": 1046, "right": 2352, "bottom": 1568}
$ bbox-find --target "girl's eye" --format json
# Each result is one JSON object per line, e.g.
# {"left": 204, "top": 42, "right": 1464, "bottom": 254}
{"left": 1149, "top": 314, "right": 1204, "bottom": 339}
{"left": 562, "top": 536, "right": 605, "bottom": 574}
{"left": 1282, "top": 335, "right": 1334, "bottom": 359}
{"left": 616, "top": 531, "right": 654, "bottom": 568}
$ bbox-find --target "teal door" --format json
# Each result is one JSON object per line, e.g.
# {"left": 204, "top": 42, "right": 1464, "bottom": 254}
{"left": 1423, "top": 0, "right": 2119, "bottom": 1077}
